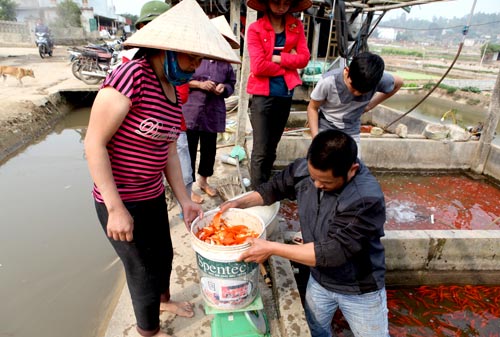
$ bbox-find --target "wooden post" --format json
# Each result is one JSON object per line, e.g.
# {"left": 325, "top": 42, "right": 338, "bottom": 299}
{"left": 471, "top": 70, "right": 500, "bottom": 174}
{"left": 230, "top": 0, "right": 241, "bottom": 89}
{"left": 229, "top": 1, "right": 240, "bottom": 47}
{"left": 235, "top": 7, "right": 257, "bottom": 147}
{"left": 312, "top": 19, "right": 320, "bottom": 62}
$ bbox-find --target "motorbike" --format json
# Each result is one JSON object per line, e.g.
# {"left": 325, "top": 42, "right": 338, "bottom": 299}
{"left": 69, "top": 37, "right": 124, "bottom": 85}
{"left": 35, "top": 32, "right": 53, "bottom": 59}
{"left": 67, "top": 47, "right": 83, "bottom": 80}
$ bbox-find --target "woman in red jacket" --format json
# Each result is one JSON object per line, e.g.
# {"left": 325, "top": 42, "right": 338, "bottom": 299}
{"left": 246, "top": 0, "right": 311, "bottom": 188}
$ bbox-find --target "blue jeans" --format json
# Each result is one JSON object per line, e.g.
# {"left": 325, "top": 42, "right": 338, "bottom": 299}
{"left": 318, "top": 113, "right": 361, "bottom": 159}
{"left": 177, "top": 131, "right": 193, "bottom": 194}
{"left": 305, "top": 276, "right": 390, "bottom": 337}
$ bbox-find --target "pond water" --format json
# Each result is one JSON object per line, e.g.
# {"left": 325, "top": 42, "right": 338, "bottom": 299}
{"left": 378, "top": 172, "right": 500, "bottom": 230}
{"left": 333, "top": 285, "right": 500, "bottom": 337}
{"left": 0, "top": 108, "right": 122, "bottom": 337}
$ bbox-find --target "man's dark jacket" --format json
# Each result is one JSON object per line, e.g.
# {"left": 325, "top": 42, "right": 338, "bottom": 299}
{"left": 256, "top": 158, "right": 386, "bottom": 294}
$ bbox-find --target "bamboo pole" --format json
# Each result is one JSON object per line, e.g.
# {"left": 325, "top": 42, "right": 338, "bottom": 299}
{"left": 230, "top": 0, "right": 241, "bottom": 89}
{"left": 235, "top": 7, "right": 257, "bottom": 147}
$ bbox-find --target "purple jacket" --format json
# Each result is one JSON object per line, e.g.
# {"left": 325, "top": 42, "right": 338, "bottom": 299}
{"left": 182, "top": 59, "right": 236, "bottom": 133}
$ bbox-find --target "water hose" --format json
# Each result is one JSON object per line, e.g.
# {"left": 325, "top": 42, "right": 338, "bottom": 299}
{"left": 383, "top": 0, "right": 478, "bottom": 131}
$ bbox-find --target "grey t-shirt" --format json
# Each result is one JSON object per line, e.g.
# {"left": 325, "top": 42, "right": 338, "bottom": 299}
{"left": 310, "top": 68, "right": 395, "bottom": 139}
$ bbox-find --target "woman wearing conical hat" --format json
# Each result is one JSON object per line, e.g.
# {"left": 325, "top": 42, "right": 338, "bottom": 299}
{"left": 245, "top": 0, "right": 312, "bottom": 189}
{"left": 84, "top": 1, "right": 239, "bottom": 337}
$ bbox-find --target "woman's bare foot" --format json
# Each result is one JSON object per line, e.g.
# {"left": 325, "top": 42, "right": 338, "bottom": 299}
{"left": 197, "top": 176, "right": 217, "bottom": 197}
{"left": 191, "top": 191, "right": 204, "bottom": 204}
{"left": 199, "top": 183, "right": 217, "bottom": 197}
{"left": 160, "top": 300, "right": 195, "bottom": 318}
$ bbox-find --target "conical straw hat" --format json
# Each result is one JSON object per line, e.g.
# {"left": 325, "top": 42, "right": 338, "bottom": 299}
{"left": 124, "top": 0, "right": 240, "bottom": 64}
{"left": 210, "top": 15, "right": 240, "bottom": 49}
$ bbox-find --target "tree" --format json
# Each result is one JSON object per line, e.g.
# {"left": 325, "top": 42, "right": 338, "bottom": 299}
{"left": 0, "top": 0, "right": 17, "bottom": 21}
{"left": 54, "top": 0, "right": 82, "bottom": 28}
{"left": 480, "top": 43, "right": 500, "bottom": 55}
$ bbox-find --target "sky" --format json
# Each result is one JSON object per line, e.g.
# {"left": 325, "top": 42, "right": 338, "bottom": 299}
{"left": 113, "top": 0, "right": 500, "bottom": 19}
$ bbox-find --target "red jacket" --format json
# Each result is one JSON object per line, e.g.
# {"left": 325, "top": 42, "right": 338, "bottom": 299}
{"left": 246, "top": 14, "right": 310, "bottom": 96}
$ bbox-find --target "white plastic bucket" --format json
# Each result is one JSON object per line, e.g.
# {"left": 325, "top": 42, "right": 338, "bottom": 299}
{"left": 191, "top": 208, "right": 266, "bottom": 310}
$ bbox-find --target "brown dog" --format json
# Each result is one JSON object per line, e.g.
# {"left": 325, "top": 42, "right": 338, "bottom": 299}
{"left": 0, "top": 66, "right": 35, "bottom": 86}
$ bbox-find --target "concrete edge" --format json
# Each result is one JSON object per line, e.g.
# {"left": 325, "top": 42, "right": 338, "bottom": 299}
{"left": 270, "top": 254, "right": 311, "bottom": 337}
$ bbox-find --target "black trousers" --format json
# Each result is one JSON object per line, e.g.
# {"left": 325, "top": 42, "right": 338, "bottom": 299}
{"left": 186, "top": 129, "right": 217, "bottom": 181}
{"left": 249, "top": 95, "right": 292, "bottom": 188}
{"left": 95, "top": 195, "right": 173, "bottom": 335}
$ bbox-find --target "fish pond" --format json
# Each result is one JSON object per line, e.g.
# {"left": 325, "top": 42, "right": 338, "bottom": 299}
{"left": 279, "top": 171, "right": 500, "bottom": 336}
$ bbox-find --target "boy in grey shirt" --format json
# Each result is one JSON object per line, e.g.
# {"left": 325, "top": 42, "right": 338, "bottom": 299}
{"left": 307, "top": 52, "right": 403, "bottom": 145}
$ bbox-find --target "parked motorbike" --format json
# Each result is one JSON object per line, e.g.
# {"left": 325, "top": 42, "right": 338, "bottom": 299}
{"left": 35, "top": 32, "right": 53, "bottom": 59}
{"left": 67, "top": 47, "right": 83, "bottom": 80}
{"left": 69, "top": 37, "right": 124, "bottom": 85}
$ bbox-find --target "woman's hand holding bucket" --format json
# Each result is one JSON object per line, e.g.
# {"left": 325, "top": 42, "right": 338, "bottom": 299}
{"left": 181, "top": 200, "right": 203, "bottom": 230}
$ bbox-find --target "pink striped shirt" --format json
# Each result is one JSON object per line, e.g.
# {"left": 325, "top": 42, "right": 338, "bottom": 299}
{"left": 92, "top": 58, "right": 181, "bottom": 202}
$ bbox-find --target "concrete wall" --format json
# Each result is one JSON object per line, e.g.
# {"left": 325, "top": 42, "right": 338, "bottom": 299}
{"left": 484, "top": 143, "right": 500, "bottom": 180}
{"left": 0, "top": 20, "right": 95, "bottom": 46}
{"left": 0, "top": 20, "right": 32, "bottom": 45}
{"left": 360, "top": 137, "right": 477, "bottom": 170}
{"left": 384, "top": 230, "right": 500, "bottom": 285}
{"left": 363, "top": 105, "right": 429, "bottom": 134}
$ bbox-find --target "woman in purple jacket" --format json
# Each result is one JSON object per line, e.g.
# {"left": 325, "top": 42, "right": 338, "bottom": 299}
{"left": 246, "top": 0, "right": 311, "bottom": 188}
{"left": 183, "top": 59, "right": 236, "bottom": 197}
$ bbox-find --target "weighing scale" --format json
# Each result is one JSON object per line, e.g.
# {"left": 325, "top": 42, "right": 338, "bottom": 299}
{"left": 205, "top": 294, "right": 270, "bottom": 337}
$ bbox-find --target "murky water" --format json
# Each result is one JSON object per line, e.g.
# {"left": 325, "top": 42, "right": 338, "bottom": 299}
{"left": 0, "top": 108, "right": 122, "bottom": 337}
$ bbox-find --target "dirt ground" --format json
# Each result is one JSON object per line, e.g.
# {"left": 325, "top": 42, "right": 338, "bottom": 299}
{"left": 0, "top": 46, "right": 95, "bottom": 161}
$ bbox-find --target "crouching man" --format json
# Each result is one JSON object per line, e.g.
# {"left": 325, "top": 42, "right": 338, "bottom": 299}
{"left": 219, "top": 129, "right": 389, "bottom": 337}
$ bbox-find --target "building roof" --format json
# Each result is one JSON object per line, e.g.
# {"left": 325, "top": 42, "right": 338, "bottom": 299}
{"left": 339, "top": 0, "right": 450, "bottom": 13}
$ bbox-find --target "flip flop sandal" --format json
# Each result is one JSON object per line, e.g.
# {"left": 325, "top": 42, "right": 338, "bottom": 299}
{"left": 200, "top": 185, "right": 218, "bottom": 197}
{"left": 191, "top": 191, "right": 204, "bottom": 204}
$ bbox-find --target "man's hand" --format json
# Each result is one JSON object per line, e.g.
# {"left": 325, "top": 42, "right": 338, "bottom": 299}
{"left": 238, "top": 238, "right": 273, "bottom": 264}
